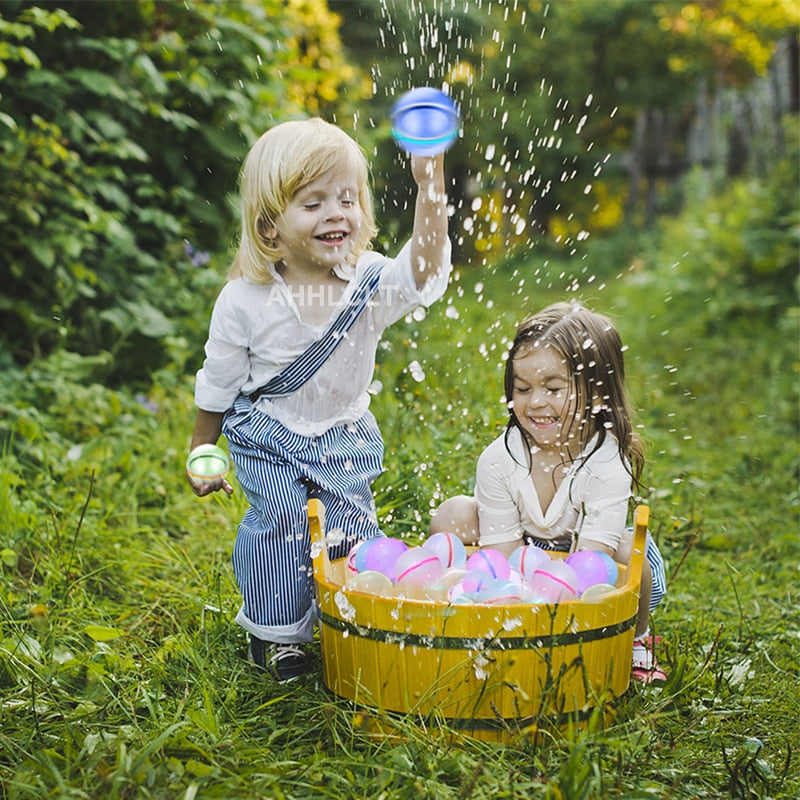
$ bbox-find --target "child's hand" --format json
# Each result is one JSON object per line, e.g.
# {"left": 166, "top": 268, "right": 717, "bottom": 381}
{"left": 187, "top": 471, "right": 234, "bottom": 497}
{"left": 410, "top": 153, "right": 445, "bottom": 187}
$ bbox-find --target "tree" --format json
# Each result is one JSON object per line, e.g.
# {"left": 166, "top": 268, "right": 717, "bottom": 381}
{"left": 0, "top": 0, "right": 354, "bottom": 381}
{"left": 332, "top": 0, "right": 798, "bottom": 252}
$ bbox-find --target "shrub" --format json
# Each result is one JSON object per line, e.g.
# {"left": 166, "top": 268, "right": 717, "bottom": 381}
{"left": 0, "top": 0, "right": 358, "bottom": 384}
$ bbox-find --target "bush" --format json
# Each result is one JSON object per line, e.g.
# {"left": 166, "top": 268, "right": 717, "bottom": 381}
{"left": 0, "top": 0, "right": 358, "bottom": 384}
{"left": 645, "top": 116, "right": 799, "bottom": 329}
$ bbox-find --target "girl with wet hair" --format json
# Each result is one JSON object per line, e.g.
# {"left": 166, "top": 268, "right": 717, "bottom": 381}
{"left": 431, "top": 301, "right": 667, "bottom": 682}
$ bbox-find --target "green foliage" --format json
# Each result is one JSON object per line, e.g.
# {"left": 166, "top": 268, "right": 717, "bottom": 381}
{"left": 332, "top": 0, "right": 798, "bottom": 260}
{"left": 656, "top": 162, "right": 799, "bottom": 324}
{"left": 0, "top": 6, "right": 797, "bottom": 796}
{"left": 2, "top": 0, "right": 796, "bottom": 387}
{"left": 1, "top": 151, "right": 797, "bottom": 797}
{"left": 0, "top": 0, "right": 355, "bottom": 382}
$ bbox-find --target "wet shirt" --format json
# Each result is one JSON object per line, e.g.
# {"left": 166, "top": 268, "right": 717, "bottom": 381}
{"left": 475, "top": 428, "right": 631, "bottom": 551}
{"left": 194, "top": 240, "right": 451, "bottom": 436}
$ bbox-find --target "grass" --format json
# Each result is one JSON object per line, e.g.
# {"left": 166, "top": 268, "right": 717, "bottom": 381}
{"left": 1, "top": 207, "right": 798, "bottom": 796}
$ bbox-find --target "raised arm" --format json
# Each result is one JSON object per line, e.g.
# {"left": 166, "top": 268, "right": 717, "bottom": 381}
{"left": 409, "top": 153, "right": 448, "bottom": 290}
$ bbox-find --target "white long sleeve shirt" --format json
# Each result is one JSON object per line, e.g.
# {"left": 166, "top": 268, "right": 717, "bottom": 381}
{"left": 194, "top": 240, "right": 451, "bottom": 436}
{"left": 475, "top": 427, "right": 631, "bottom": 551}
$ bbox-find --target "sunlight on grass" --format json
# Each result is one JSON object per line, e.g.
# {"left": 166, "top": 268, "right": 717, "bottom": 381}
{"left": 1, "top": 191, "right": 797, "bottom": 797}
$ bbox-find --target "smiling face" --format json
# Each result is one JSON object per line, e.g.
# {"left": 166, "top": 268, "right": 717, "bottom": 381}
{"left": 270, "top": 166, "right": 363, "bottom": 275}
{"left": 509, "top": 343, "right": 580, "bottom": 454}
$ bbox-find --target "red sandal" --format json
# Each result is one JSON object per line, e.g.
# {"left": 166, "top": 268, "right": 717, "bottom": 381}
{"left": 631, "top": 636, "right": 667, "bottom": 683}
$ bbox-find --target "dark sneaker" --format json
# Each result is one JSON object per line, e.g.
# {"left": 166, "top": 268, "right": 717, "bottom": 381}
{"left": 248, "top": 636, "right": 311, "bottom": 682}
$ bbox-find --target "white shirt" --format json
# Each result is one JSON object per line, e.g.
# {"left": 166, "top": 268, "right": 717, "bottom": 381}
{"left": 475, "top": 427, "right": 631, "bottom": 551}
{"left": 194, "top": 240, "right": 451, "bottom": 436}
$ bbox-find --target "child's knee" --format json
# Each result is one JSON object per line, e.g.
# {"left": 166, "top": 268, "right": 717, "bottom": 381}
{"left": 429, "top": 495, "right": 479, "bottom": 544}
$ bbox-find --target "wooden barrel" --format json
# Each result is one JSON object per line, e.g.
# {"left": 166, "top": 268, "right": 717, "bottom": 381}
{"left": 310, "top": 500, "right": 648, "bottom": 741}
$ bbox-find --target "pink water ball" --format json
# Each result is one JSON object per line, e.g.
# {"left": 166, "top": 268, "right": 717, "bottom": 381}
{"left": 346, "top": 541, "right": 365, "bottom": 575}
{"left": 447, "top": 580, "right": 469, "bottom": 604}
{"left": 422, "top": 532, "right": 467, "bottom": 569}
{"left": 507, "top": 568, "right": 525, "bottom": 590}
{"left": 394, "top": 546, "right": 444, "bottom": 586}
{"left": 358, "top": 537, "right": 408, "bottom": 579}
{"left": 508, "top": 544, "right": 551, "bottom": 582}
{"left": 448, "top": 572, "right": 496, "bottom": 604}
{"left": 465, "top": 548, "right": 511, "bottom": 580}
{"left": 565, "top": 550, "right": 612, "bottom": 594}
{"left": 528, "top": 561, "right": 579, "bottom": 603}
{"left": 526, "top": 577, "right": 573, "bottom": 604}
{"left": 459, "top": 570, "right": 493, "bottom": 594}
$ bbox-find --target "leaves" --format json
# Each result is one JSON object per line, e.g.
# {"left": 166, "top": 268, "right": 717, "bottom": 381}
{"left": 83, "top": 624, "right": 123, "bottom": 642}
{"left": 0, "top": 0, "right": 351, "bottom": 382}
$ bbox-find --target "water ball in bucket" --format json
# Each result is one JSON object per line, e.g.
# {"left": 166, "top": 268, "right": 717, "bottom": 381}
{"left": 345, "top": 569, "right": 394, "bottom": 597}
{"left": 529, "top": 561, "right": 579, "bottom": 602}
{"left": 358, "top": 537, "right": 408, "bottom": 579}
{"left": 448, "top": 570, "right": 490, "bottom": 602}
{"left": 478, "top": 578, "right": 522, "bottom": 605}
{"left": 507, "top": 568, "right": 525, "bottom": 590}
{"left": 509, "top": 544, "right": 551, "bottom": 582}
{"left": 346, "top": 540, "right": 365, "bottom": 576}
{"left": 186, "top": 444, "right": 230, "bottom": 482}
{"left": 596, "top": 551, "right": 620, "bottom": 585}
{"left": 431, "top": 568, "right": 467, "bottom": 602}
{"left": 394, "top": 546, "right": 444, "bottom": 586}
{"left": 422, "top": 532, "right": 467, "bottom": 569}
{"left": 450, "top": 590, "right": 480, "bottom": 605}
{"left": 438, "top": 567, "right": 468, "bottom": 590}
{"left": 566, "top": 550, "right": 612, "bottom": 594}
{"left": 581, "top": 582, "right": 617, "bottom": 602}
{"left": 391, "top": 87, "right": 460, "bottom": 156}
{"left": 396, "top": 580, "right": 448, "bottom": 602}
{"left": 526, "top": 578, "right": 572, "bottom": 604}
{"left": 465, "top": 548, "right": 511, "bottom": 581}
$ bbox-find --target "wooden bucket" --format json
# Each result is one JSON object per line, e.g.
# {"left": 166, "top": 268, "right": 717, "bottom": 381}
{"left": 310, "top": 501, "right": 648, "bottom": 741}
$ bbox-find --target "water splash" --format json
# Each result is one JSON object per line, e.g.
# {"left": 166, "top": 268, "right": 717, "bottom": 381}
{"left": 334, "top": 590, "right": 356, "bottom": 623}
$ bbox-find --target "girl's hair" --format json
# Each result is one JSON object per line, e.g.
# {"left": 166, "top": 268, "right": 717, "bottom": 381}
{"left": 229, "top": 118, "right": 378, "bottom": 283}
{"left": 503, "top": 301, "right": 644, "bottom": 486}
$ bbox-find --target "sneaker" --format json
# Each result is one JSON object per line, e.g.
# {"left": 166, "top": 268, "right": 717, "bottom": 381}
{"left": 248, "top": 636, "right": 311, "bottom": 682}
{"left": 631, "top": 636, "right": 667, "bottom": 683}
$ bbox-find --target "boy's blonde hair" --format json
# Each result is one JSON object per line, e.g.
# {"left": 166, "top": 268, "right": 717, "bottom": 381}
{"left": 229, "top": 118, "right": 377, "bottom": 283}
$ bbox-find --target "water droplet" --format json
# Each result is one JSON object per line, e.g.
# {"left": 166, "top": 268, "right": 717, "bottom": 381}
{"left": 408, "top": 360, "right": 425, "bottom": 382}
{"left": 334, "top": 591, "right": 356, "bottom": 623}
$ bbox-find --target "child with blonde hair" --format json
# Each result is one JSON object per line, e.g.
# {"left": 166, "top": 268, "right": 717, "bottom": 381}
{"left": 431, "top": 301, "right": 667, "bottom": 682}
{"left": 189, "top": 118, "right": 451, "bottom": 680}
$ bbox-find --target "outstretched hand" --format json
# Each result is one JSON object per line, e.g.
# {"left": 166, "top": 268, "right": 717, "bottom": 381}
{"left": 187, "top": 471, "right": 234, "bottom": 497}
{"left": 410, "top": 152, "right": 446, "bottom": 186}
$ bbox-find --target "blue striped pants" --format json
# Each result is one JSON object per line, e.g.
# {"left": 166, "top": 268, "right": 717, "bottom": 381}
{"left": 223, "top": 397, "right": 384, "bottom": 643}
{"left": 643, "top": 533, "right": 667, "bottom": 610}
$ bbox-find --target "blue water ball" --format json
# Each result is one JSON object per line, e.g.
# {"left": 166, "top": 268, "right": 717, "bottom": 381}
{"left": 391, "top": 87, "right": 460, "bottom": 156}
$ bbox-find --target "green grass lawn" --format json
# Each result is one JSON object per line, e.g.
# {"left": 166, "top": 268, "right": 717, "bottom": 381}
{"left": 1, "top": 227, "right": 798, "bottom": 798}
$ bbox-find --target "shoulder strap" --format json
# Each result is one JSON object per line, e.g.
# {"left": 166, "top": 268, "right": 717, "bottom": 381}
{"left": 249, "top": 260, "right": 384, "bottom": 402}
